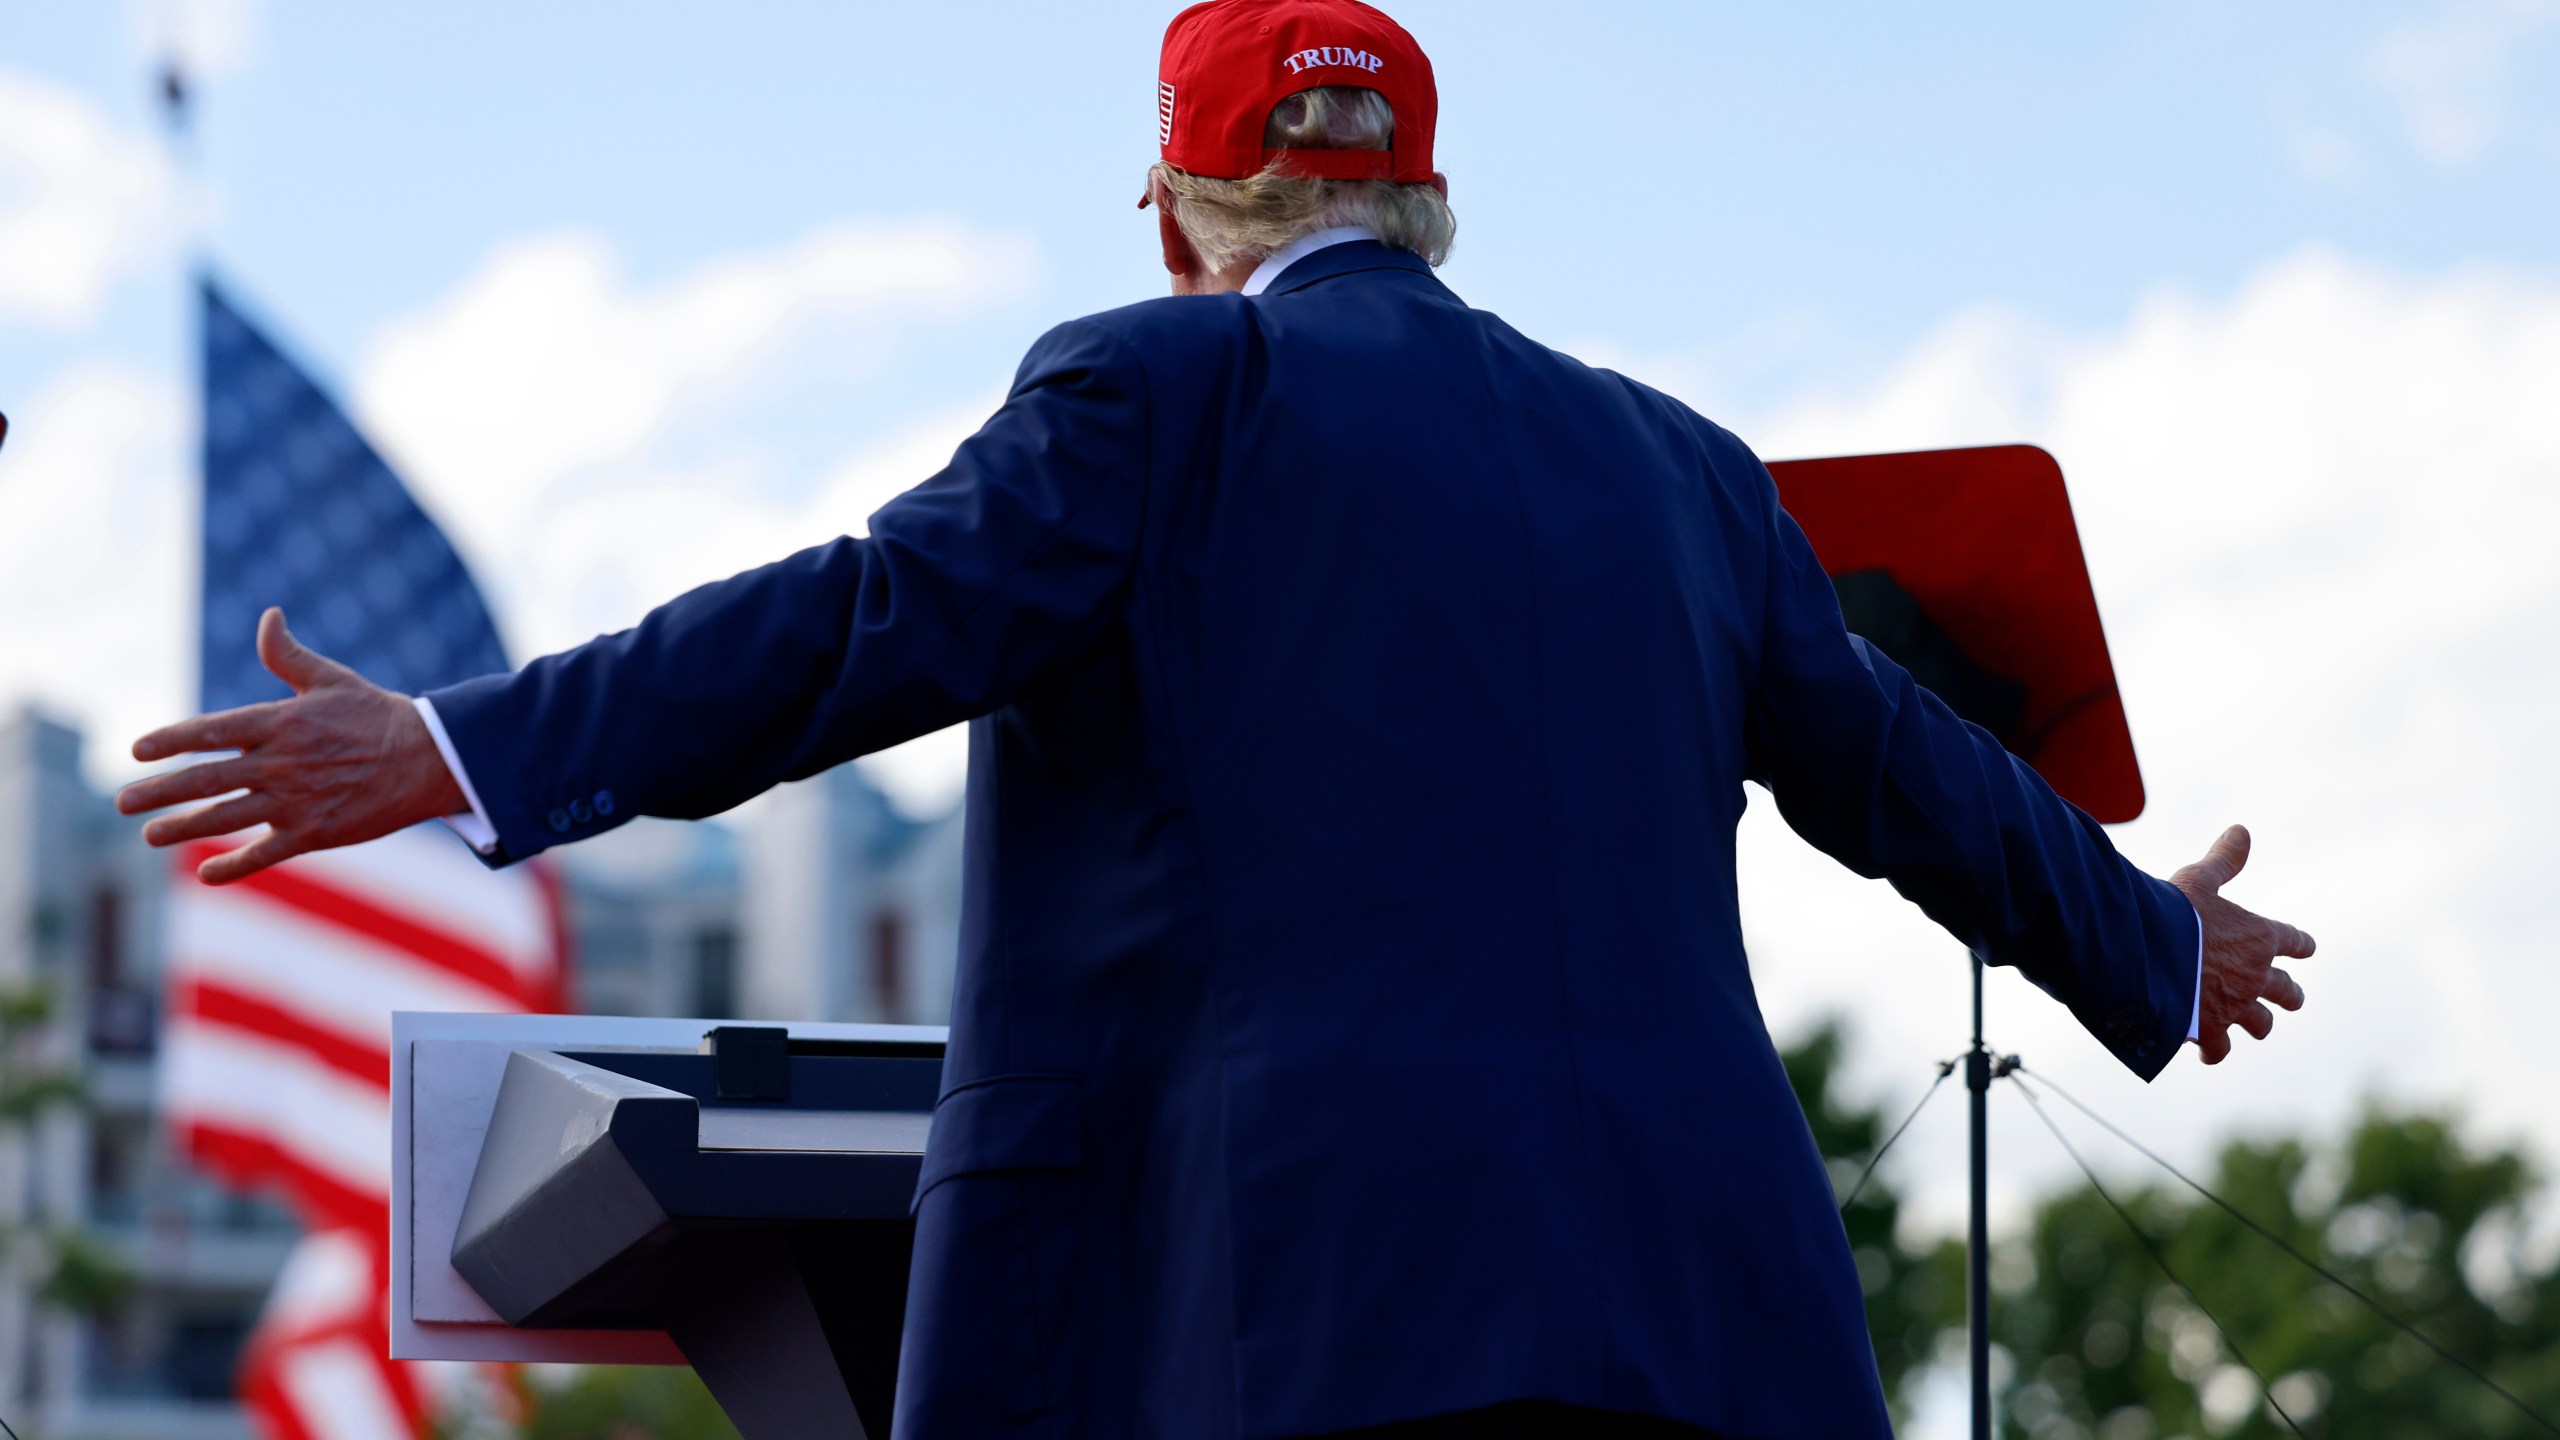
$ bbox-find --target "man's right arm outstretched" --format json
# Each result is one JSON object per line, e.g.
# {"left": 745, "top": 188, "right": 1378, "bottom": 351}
{"left": 120, "top": 320, "right": 1152, "bottom": 881}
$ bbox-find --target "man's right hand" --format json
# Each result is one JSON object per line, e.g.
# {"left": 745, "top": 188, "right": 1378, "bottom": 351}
{"left": 2171, "top": 824, "right": 2317, "bottom": 1066}
{"left": 116, "top": 607, "right": 468, "bottom": 885}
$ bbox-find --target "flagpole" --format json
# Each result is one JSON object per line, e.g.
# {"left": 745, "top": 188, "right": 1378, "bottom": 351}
{"left": 154, "top": 29, "right": 202, "bottom": 223}
{"left": 153, "top": 40, "right": 567, "bottom": 1436}
{"left": 153, "top": 36, "right": 216, "bottom": 742}
{"left": 157, "top": 58, "right": 193, "bottom": 154}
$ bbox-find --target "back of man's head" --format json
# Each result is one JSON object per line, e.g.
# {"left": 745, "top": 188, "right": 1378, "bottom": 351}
{"left": 1148, "top": 0, "right": 1455, "bottom": 273}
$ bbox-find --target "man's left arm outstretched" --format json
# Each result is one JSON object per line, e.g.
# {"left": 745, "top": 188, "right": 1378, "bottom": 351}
{"left": 1733, "top": 439, "right": 2313, "bottom": 1071}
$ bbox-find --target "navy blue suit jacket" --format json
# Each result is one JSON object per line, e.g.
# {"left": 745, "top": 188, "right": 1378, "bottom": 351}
{"left": 429, "top": 241, "right": 2199, "bottom": 1440}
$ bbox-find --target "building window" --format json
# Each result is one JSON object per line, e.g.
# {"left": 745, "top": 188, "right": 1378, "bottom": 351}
{"left": 88, "top": 885, "right": 122, "bottom": 986}
{"left": 870, "top": 909, "right": 906, "bottom": 1022}
{"left": 573, "top": 908, "right": 652, "bottom": 1015}
{"left": 89, "top": 1118, "right": 147, "bottom": 1226}
{"left": 166, "top": 1313, "right": 254, "bottom": 1401}
{"left": 691, "top": 926, "right": 738, "bottom": 1019}
{"left": 86, "top": 885, "right": 154, "bottom": 1055}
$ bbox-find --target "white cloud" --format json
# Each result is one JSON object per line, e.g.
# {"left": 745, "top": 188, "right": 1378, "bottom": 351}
{"left": 527, "top": 410, "right": 1000, "bottom": 815}
{"left": 0, "top": 71, "right": 168, "bottom": 327}
{"left": 1720, "top": 250, "right": 2560, "bottom": 1239}
{"left": 0, "top": 366, "right": 191, "bottom": 759}
{"left": 353, "top": 220, "right": 1034, "bottom": 814}
{"left": 0, "top": 213, "right": 1025, "bottom": 807}
{"left": 357, "top": 222, "right": 1030, "bottom": 554}
{"left": 2367, "top": 0, "right": 2560, "bottom": 165}
{"left": 355, "top": 219, "right": 1034, "bottom": 638}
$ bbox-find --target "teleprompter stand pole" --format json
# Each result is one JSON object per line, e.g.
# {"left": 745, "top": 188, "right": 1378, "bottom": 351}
{"left": 1964, "top": 955, "right": 2025, "bottom": 1440}
{"left": 1763, "top": 447, "right": 2139, "bottom": 1438}
{"left": 1967, "top": 954, "right": 1992, "bottom": 1440}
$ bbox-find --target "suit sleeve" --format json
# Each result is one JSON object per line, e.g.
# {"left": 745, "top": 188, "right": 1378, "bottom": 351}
{"left": 422, "top": 319, "right": 1150, "bottom": 864}
{"left": 1732, "top": 438, "right": 2199, "bottom": 1080}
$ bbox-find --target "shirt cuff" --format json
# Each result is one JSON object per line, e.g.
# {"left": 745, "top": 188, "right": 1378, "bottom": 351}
{"left": 413, "top": 695, "right": 501, "bottom": 856}
{"left": 2185, "top": 897, "right": 2204, "bottom": 1043}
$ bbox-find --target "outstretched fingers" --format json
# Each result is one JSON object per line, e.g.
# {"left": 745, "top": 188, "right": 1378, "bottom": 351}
{"left": 2198, "top": 1022, "right": 2232, "bottom": 1066}
{"left": 116, "top": 755, "right": 260, "bottom": 818}
{"left": 195, "top": 829, "right": 306, "bottom": 886}
{"left": 2181, "top": 824, "right": 2252, "bottom": 894}
{"left": 256, "top": 607, "right": 356, "bottom": 694}
{"left": 132, "top": 700, "right": 284, "bottom": 764}
{"left": 142, "top": 792, "right": 276, "bottom": 849}
{"left": 2262, "top": 964, "right": 2306, "bottom": 1011}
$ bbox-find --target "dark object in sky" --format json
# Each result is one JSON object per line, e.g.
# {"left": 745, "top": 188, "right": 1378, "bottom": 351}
{"left": 1830, "top": 569, "right": 2027, "bottom": 743}
{"left": 1768, "top": 445, "right": 2144, "bottom": 823}
{"left": 0, "top": 410, "right": 9, "bottom": 454}
{"left": 158, "top": 61, "right": 190, "bottom": 134}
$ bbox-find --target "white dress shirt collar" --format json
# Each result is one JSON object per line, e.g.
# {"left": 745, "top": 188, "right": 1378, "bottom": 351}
{"left": 1240, "top": 226, "right": 1382, "bottom": 298}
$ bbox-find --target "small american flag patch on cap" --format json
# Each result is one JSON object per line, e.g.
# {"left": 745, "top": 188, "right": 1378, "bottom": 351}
{"left": 1158, "top": 82, "right": 1177, "bottom": 146}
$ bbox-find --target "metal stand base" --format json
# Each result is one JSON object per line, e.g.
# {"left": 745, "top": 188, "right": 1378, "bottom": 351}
{"left": 663, "top": 1225, "right": 914, "bottom": 1440}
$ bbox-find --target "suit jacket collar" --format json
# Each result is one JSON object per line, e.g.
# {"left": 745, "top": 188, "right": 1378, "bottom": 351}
{"left": 1259, "top": 239, "right": 1439, "bottom": 298}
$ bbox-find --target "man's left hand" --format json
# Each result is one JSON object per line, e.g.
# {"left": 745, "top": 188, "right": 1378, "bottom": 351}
{"left": 2171, "top": 824, "right": 2317, "bottom": 1066}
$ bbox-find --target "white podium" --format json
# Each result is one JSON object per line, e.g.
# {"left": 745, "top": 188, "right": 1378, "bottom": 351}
{"left": 393, "top": 1011, "right": 946, "bottom": 1438}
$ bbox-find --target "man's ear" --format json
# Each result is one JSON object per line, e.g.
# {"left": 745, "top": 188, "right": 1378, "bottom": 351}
{"left": 1429, "top": 171, "right": 1449, "bottom": 201}
{"left": 1156, "top": 185, "right": 1201, "bottom": 283}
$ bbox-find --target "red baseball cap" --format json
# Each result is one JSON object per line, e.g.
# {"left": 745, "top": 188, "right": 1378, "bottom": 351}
{"left": 1155, "top": 0, "right": 1438, "bottom": 183}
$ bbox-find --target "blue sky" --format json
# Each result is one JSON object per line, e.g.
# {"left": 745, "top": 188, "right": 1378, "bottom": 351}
{"left": 7, "top": 6, "right": 2560, "bottom": 1409}
{"left": 10, "top": 0, "right": 2558, "bottom": 413}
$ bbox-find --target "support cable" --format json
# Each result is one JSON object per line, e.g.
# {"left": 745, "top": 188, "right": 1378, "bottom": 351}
{"left": 2013, "top": 1064, "right": 2560, "bottom": 1438}
{"left": 2007, "top": 1075, "right": 2309, "bottom": 1437}
{"left": 1838, "top": 1058, "right": 1958, "bottom": 1212}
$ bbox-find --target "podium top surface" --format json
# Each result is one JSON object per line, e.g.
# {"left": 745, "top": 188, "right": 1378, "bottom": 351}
{"left": 1766, "top": 444, "right": 2145, "bottom": 824}
{"left": 697, "top": 1106, "right": 933, "bottom": 1153}
{"left": 392, "top": 1011, "right": 947, "bottom": 1364}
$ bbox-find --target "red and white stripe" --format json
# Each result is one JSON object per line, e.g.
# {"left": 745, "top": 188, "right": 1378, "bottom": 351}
{"left": 236, "top": 1229, "right": 427, "bottom": 1440}
{"left": 165, "top": 826, "right": 567, "bottom": 1438}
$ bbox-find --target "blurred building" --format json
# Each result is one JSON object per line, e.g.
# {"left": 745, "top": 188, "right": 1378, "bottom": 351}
{"left": 0, "top": 706, "right": 961, "bottom": 1436}
{"left": 564, "top": 760, "right": 964, "bottom": 1027}
{"left": 736, "top": 761, "right": 965, "bottom": 1027}
{"left": 0, "top": 709, "right": 292, "bottom": 1439}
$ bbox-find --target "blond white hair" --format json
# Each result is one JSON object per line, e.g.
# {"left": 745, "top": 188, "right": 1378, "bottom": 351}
{"left": 1150, "top": 86, "right": 1456, "bottom": 274}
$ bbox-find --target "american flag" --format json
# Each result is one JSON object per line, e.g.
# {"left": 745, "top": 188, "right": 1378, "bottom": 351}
{"left": 163, "top": 278, "right": 568, "bottom": 1438}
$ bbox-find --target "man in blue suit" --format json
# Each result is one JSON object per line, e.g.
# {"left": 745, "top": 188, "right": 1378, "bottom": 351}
{"left": 122, "top": 1, "right": 2315, "bottom": 1434}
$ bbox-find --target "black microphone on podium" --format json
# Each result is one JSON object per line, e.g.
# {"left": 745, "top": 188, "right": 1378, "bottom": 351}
{"left": 0, "top": 409, "right": 10, "bottom": 453}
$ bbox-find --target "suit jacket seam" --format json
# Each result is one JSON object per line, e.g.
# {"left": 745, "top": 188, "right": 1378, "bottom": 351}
{"left": 1466, "top": 317, "right": 1618, "bottom": 1402}
{"left": 1112, "top": 325, "right": 1252, "bottom": 1438}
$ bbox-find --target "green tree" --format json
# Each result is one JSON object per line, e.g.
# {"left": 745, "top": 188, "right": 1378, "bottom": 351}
{"left": 1988, "top": 1102, "right": 2560, "bottom": 1438}
{"left": 499, "top": 1030, "right": 2560, "bottom": 1439}
{"left": 506, "top": 1366, "right": 741, "bottom": 1440}
{"left": 1782, "top": 1019, "right": 1954, "bottom": 1421}
{"left": 0, "top": 983, "right": 133, "bottom": 1318}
